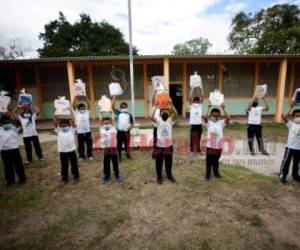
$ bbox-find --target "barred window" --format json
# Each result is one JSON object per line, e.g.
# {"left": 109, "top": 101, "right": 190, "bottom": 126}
{"left": 147, "top": 64, "right": 163, "bottom": 82}
{"left": 20, "top": 66, "right": 35, "bottom": 86}
{"left": 259, "top": 63, "right": 279, "bottom": 97}
{"left": 170, "top": 63, "right": 183, "bottom": 83}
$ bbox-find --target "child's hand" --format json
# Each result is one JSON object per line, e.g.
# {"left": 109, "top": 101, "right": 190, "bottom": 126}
{"left": 290, "top": 101, "right": 295, "bottom": 107}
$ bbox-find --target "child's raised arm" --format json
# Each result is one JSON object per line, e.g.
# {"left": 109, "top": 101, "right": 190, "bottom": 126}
{"left": 282, "top": 101, "right": 294, "bottom": 123}
{"left": 221, "top": 104, "right": 230, "bottom": 124}
{"left": 204, "top": 102, "right": 211, "bottom": 123}
{"left": 151, "top": 105, "right": 158, "bottom": 124}
{"left": 262, "top": 97, "right": 269, "bottom": 111}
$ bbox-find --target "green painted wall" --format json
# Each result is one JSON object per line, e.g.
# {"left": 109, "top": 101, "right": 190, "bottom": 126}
{"left": 42, "top": 103, "right": 55, "bottom": 119}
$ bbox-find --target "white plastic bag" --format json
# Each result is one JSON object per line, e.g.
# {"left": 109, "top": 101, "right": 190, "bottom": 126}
{"left": 293, "top": 88, "right": 300, "bottom": 106}
{"left": 151, "top": 76, "right": 164, "bottom": 91}
{"left": 54, "top": 96, "right": 71, "bottom": 117}
{"left": 255, "top": 84, "right": 267, "bottom": 98}
{"left": 109, "top": 82, "right": 123, "bottom": 96}
{"left": 0, "top": 90, "right": 11, "bottom": 113}
{"left": 209, "top": 89, "right": 224, "bottom": 106}
{"left": 74, "top": 79, "right": 86, "bottom": 96}
{"left": 190, "top": 73, "right": 202, "bottom": 89}
{"left": 98, "top": 95, "right": 112, "bottom": 112}
{"left": 19, "top": 88, "right": 32, "bottom": 107}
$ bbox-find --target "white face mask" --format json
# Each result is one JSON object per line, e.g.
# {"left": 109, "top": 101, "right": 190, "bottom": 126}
{"left": 79, "top": 109, "right": 86, "bottom": 114}
{"left": 103, "top": 124, "right": 111, "bottom": 131}
{"left": 120, "top": 108, "right": 128, "bottom": 113}
{"left": 24, "top": 113, "right": 31, "bottom": 118}
{"left": 294, "top": 117, "right": 300, "bottom": 124}
{"left": 211, "top": 117, "right": 219, "bottom": 122}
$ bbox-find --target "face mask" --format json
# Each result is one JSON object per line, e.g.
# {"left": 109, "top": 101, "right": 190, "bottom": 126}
{"left": 120, "top": 108, "right": 128, "bottom": 113}
{"left": 61, "top": 127, "right": 70, "bottom": 133}
{"left": 211, "top": 117, "right": 219, "bottom": 122}
{"left": 3, "top": 123, "right": 13, "bottom": 130}
{"left": 294, "top": 117, "right": 300, "bottom": 123}
{"left": 103, "top": 124, "right": 111, "bottom": 131}
{"left": 79, "top": 109, "right": 86, "bottom": 114}
{"left": 23, "top": 113, "right": 31, "bottom": 118}
{"left": 161, "top": 113, "right": 169, "bottom": 121}
{"left": 252, "top": 102, "right": 258, "bottom": 108}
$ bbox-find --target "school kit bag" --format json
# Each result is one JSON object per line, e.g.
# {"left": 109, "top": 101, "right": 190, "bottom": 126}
{"left": 190, "top": 72, "right": 202, "bottom": 89}
{"left": 255, "top": 84, "right": 267, "bottom": 98}
{"left": 209, "top": 89, "right": 224, "bottom": 106}
{"left": 74, "top": 79, "right": 86, "bottom": 96}
{"left": 18, "top": 88, "right": 32, "bottom": 108}
{"left": 109, "top": 82, "right": 123, "bottom": 96}
{"left": 54, "top": 96, "right": 71, "bottom": 119}
{"left": 0, "top": 90, "right": 11, "bottom": 113}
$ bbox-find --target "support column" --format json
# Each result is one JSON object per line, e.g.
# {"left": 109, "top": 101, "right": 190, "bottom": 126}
{"left": 163, "top": 57, "right": 170, "bottom": 89}
{"left": 143, "top": 63, "right": 149, "bottom": 118}
{"left": 67, "top": 61, "right": 75, "bottom": 103}
{"left": 253, "top": 61, "right": 260, "bottom": 92}
{"left": 34, "top": 65, "right": 44, "bottom": 119}
{"left": 275, "top": 58, "right": 288, "bottom": 123}
{"left": 182, "top": 62, "right": 187, "bottom": 118}
{"left": 87, "top": 63, "right": 96, "bottom": 119}
{"left": 217, "top": 62, "right": 223, "bottom": 91}
{"left": 15, "top": 65, "right": 21, "bottom": 92}
{"left": 288, "top": 62, "right": 296, "bottom": 103}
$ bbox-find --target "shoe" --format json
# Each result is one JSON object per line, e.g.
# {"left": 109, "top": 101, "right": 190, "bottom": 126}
{"left": 18, "top": 180, "right": 26, "bottom": 185}
{"left": 100, "top": 176, "right": 109, "bottom": 185}
{"left": 115, "top": 176, "right": 123, "bottom": 183}
{"left": 214, "top": 174, "right": 222, "bottom": 178}
{"left": 250, "top": 151, "right": 255, "bottom": 156}
{"left": 88, "top": 157, "right": 93, "bottom": 160}
{"left": 279, "top": 177, "right": 287, "bottom": 185}
{"left": 205, "top": 176, "right": 211, "bottom": 181}
{"left": 24, "top": 161, "right": 31, "bottom": 165}
{"left": 61, "top": 179, "right": 68, "bottom": 185}
{"left": 126, "top": 153, "right": 132, "bottom": 159}
{"left": 74, "top": 177, "right": 80, "bottom": 183}
{"left": 261, "top": 151, "right": 269, "bottom": 156}
{"left": 157, "top": 177, "right": 163, "bottom": 185}
{"left": 39, "top": 158, "right": 44, "bottom": 161}
{"left": 167, "top": 176, "right": 176, "bottom": 183}
{"left": 78, "top": 158, "right": 84, "bottom": 161}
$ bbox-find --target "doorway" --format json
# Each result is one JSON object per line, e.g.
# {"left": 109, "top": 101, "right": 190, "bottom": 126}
{"left": 169, "top": 84, "right": 183, "bottom": 115}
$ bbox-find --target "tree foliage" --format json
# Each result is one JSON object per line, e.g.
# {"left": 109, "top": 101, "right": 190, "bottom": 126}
{"left": 38, "top": 12, "right": 138, "bottom": 57}
{"left": 172, "top": 37, "right": 212, "bottom": 55}
{"left": 228, "top": 4, "right": 300, "bottom": 54}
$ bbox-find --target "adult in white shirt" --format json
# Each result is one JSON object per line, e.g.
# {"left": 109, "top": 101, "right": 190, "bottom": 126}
{"left": 151, "top": 101, "right": 177, "bottom": 185}
{"left": 189, "top": 86, "right": 204, "bottom": 154}
{"left": 279, "top": 101, "right": 300, "bottom": 184}
{"left": 247, "top": 95, "right": 269, "bottom": 155}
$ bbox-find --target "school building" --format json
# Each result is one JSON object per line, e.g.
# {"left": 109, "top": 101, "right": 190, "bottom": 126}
{"left": 0, "top": 54, "right": 299, "bottom": 122}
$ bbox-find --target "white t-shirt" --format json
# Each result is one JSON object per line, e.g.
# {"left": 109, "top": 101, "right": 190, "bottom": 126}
{"left": 19, "top": 113, "right": 38, "bottom": 137}
{"left": 189, "top": 103, "right": 202, "bottom": 125}
{"left": 118, "top": 113, "right": 132, "bottom": 131}
{"left": 76, "top": 110, "right": 91, "bottom": 134}
{"left": 156, "top": 117, "right": 174, "bottom": 148}
{"left": 286, "top": 121, "right": 300, "bottom": 150}
{"left": 0, "top": 125, "right": 20, "bottom": 151}
{"left": 205, "top": 120, "right": 226, "bottom": 149}
{"left": 55, "top": 127, "right": 76, "bottom": 153}
{"left": 100, "top": 126, "right": 117, "bottom": 148}
{"left": 248, "top": 107, "right": 264, "bottom": 125}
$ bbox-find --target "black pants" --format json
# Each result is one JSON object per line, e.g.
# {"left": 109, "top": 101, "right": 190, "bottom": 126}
{"left": 247, "top": 124, "right": 265, "bottom": 153}
{"left": 190, "top": 124, "right": 203, "bottom": 152}
{"left": 152, "top": 127, "right": 157, "bottom": 155}
{"left": 279, "top": 147, "right": 300, "bottom": 180}
{"left": 23, "top": 135, "right": 43, "bottom": 162}
{"left": 155, "top": 146, "right": 173, "bottom": 179}
{"left": 59, "top": 151, "right": 79, "bottom": 181}
{"left": 103, "top": 149, "right": 119, "bottom": 179}
{"left": 206, "top": 147, "right": 222, "bottom": 178}
{"left": 117, "top": 131, "right": 131, "bottom": 158}
{"left": 77, "top": 132, "right": 93, "bottom": 158}
{"left": 1, "top": 149, "right": 26, "bottom": 186}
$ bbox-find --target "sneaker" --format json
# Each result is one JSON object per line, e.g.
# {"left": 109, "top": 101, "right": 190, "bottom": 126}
{"left": 115, "top": 176, "right": 123, "bottom": 183}
{"left": 74, "top": 177, "right": 80, "bottom": 183}
{"left": 126, "top": 153, "right": 132, "bottom": 159}
{"left": 61, "top": 179, "right": 68, "bottom": 185}
{"left": 205, "top": 176, "right": 211, "bottom": 181}
{"left": 279, "top": 177, "right": 287, "bottom": 185}
{"left": 88, "top": 157, "right": 94, "bottom": 160}
{"left": 157, "top": 177, "right": 163, "bottom": 185}
{"left": 261, "top": 151, "right": 269, "bottom": 156}
{"left": 39, "top": 158, "right": 44, "bottom": 161}
{"left": 214, "top": 174, "right": 222, "bottom": 178}
{"left": 167, "top": 176, "right": 176, "bottom": 183}
{"left": 250, "top": 151, "right": 255, "bottom": 156}
{"left": 78, "top": 158, "right": 84, "bottom": 161}
{"left": 100, "top": 176, "right": 109, "bottom": 185}
{"left": 24, "top": 161, "right": 31, "bottom": 165}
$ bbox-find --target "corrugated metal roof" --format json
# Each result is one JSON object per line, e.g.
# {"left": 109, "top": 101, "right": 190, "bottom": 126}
{"left": 1, "top": 54, "right": 300, "bottom": 63}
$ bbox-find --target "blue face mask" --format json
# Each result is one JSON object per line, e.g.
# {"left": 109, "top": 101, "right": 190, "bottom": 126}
{"left": 211, "top": 117, "right": 219, "bottom": 122}
{"left": 61, "top": 127, "right": 70, "bottom": 133}
{"left": 120, "top": 108, "right": 128, "bottom": 113}
{"left": 103, "top": 124, "right": 111, "bottom": 131}
{"left": 3, "top": 123, "right": 13, "bottom": 130}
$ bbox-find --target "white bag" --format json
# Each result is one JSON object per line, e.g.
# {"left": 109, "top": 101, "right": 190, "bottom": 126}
{"left": 74, "top": 79, "right": 86, "bottom": 96}
{"left": 54, "top": 96, "right": 71, "bottom": 116}
{"left": 255, "top": 84, "right": 267, "bottom": 98}
{"left": 151, "top": 76, "right": 164, "bottom": 91}
{"left": 190, "top": 73, "right": 202, "bottom": 89}
{"left": 209, "top": 89, "right": 224, "bottom": 106}
{"left": 293, "top": 88, "right": 300, "bottom": 106}
{"left": 109, "top": 82, "right": 123, "bottom": 96}
{"left": 98, "top": 95, "right": 112, "bottom": 112}
{"left": 0, "top": 90, "right": 11, "bottom": 113}
{"left": 19, "top": 88, "right": 32, "bottom": 107}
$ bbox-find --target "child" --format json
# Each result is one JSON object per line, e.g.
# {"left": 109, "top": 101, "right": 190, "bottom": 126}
{"left": 279, "top": 101, "right": 300, "bottom": 184}
{"left": 151, "top": 102, "right": 177, "bottom": 185}
{"left": 203, "top": 104, "right": 230, "bottom": 181}
{"left": 247, "top": 95, "right": 269, "bottom": 155}
{"left": 16, "top": 105, "right": 44, "bottom": 164}
{"left": 73, "top": 97, "right": 93, "bottom": 160}
{"left": 0, "top": 110, "right": 26, "bottom": 187}
{"left": 151, "top": 89, "right": 160, "bottom": 159}
{"left": 54, "top": 112, "right": 79, "bottom": 184}
{"left": 112, "top": 97, "right": 134, "bottom": 162}
{"left": 189, "top": 86, "right": 204, "bottom": 155}
{"left": 99, "top": 117, "right": 122, "bottom": 184}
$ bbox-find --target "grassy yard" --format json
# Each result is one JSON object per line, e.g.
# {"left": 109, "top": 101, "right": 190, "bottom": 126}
{"left": 0, "top": 125, "right": 299, "bottom": 250}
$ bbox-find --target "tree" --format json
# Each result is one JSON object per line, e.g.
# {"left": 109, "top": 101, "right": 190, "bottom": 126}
{"left": 38, "top": 12, "right": 138, "bottom": 57}
{"left": 172, "top": 37, "right": 212, "bottom": 55}
{"left": 228, "top": 4, "right": 300, "bottom": 54}
{"left": 0, "top": 36, "right": 32, "bottom": 59}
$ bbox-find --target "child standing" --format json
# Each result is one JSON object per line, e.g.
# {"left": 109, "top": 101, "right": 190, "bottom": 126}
{"left": 112, "top": 96, "right": 134, "bottom": 162}
{"left": 247, "top": 95, "right": 269, "bottom": 155}
{"left": 16, "top": 105, "right": 44, "bottom": 164}
{"left": 0, "top": 110, "right": 26, "bottom": 187}
{"left": 54, "top": 113, "right": 79, "bottom": 184}
{"left": 279, "top": 101, "right": 300, "bottom": 184}
{"left": 203, "top": 104, "right": 230, "bottom": 181}
{"left": 151, "top": 102, "right": 177, "bottom": 185}
{"left": 189, "top": 86, "right": 204, "bottom": 155}
{"left": 99, "top": 117, "right": 122, "bottom": 184}
{"left": 73, "top": 97, "right": 93, "bottom": 161}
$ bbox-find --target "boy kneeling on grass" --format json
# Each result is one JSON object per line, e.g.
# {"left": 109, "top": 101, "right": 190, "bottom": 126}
{"left": 279, "top": 101, "right": 300, "bottom": 184}
{"left": 151, "top": 101, "right": 177, "bottom": 185}
{"left": 203, "top": 103, "right": 230, "bottom": 181}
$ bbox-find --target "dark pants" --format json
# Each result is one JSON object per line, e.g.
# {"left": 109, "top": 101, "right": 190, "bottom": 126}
{"left": 206, "top": 147, "right": 222, "bottom": 178}
{"left": 190, "top": 124, "right": 203, "bottom": 152}
{"left": 23, "top": 135, "right": 43, "bottom": 162}
{"left": 279, "top": 147, "right": 300, "bottom": 180}
{"left": 117, "top": 131, "right": 131, "bottom": 159}
{"left": 1, "top": 149, "right": 26, "bottom": 186}
{"left": 152, "top": 127, "right": 157, "bottom": 156}
{"left": 247, "top": 124, "right": 265, "bottom": 153}
{"left": 59, "top": 151, "right": 79, "bottom": 181}
{"left": 155, "top": 146, "right": 173, "bottom": 179}
{"left": 103, "top": 149, "right": 119, "bottom": 179}
{"left": 77, "top": 132, "right": 93, "bottom": 158}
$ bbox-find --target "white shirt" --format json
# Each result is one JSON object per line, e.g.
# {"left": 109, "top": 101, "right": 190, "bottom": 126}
{"left": 100, "top": 126, "right": 117, "bottom": 148}
{"left": 19, "top": 113, "right": 38, "bottom": 137}
{"left": 156, "top": 117, "right": 174, "bottom": 148}
{"left": 118, "top": 113, "right": 131, "bottom": 131}
{"left": 286, "top": 121, "right": 300, "bottom": 150}
{"left": 76, "top": 110, "right": 91, "bottom": 134}
{"left": 248, "top": 107, "right": 264, "bottom": 125}
{"left": 0, "top": 125, "right": 20, "bottom": 151}
{"left": 205, "top": 120, "right": 226, "bottom": 149}
{"left": 189, "top": 103, "right": 202, "bottom": 125}
{"left": 55, "top": 127, "right": 76, "bottom": 153}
